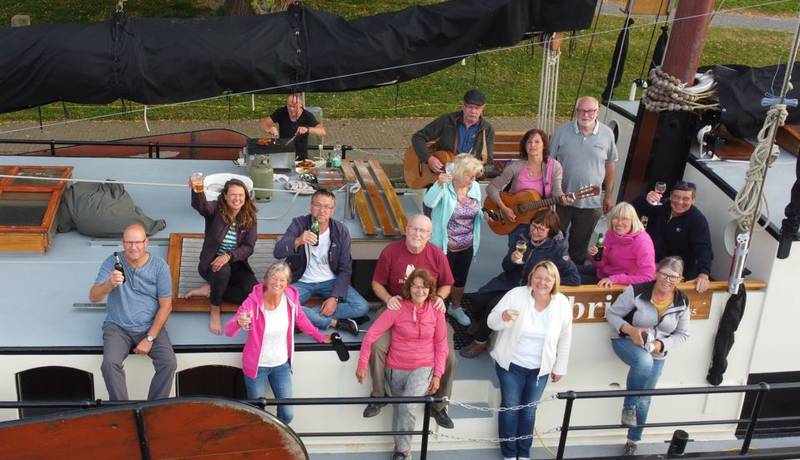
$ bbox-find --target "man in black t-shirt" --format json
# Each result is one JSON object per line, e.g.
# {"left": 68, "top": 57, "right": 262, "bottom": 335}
{"left": 259, "top": 93, "right": 327, "bottom": 160}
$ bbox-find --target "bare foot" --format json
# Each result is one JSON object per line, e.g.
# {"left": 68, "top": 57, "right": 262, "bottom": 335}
{"left": 184, "top": 283, "right": 211, "bottom": 299}
{"left": 209, "top": 306, "right": 222, "bottom": 335}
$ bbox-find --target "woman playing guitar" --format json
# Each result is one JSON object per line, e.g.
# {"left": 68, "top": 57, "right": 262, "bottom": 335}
{"left": 485, "top": 129, "right": 575, "bottom": 248}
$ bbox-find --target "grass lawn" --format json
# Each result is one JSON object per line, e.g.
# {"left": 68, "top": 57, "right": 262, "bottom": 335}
{"left": 0, "top": 0, "right": 794, "bottom": 122}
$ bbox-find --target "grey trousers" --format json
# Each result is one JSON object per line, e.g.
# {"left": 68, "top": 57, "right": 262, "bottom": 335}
{"left": 369, "top": 307, "right": 456, "bottom": 412}
{"left": 556, "top": 204, "right": 603, "bottom": 265}
{"left": 101, "top": 323, "right": 177, "bottom": 401}
{"left": 386, "top": 366, "right": 433, "bottom": 454}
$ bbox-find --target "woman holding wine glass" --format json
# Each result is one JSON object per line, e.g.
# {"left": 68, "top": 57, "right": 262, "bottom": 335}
{"left": 487, "top": 260, "right": 573, "bottom": 460}
{"left": 187, "top": 177, "right": 259, "bottom": 335}
{"left": 423, "top": 153, "right": 486, "bottom": 327}
{"left": 225, "top": 262, "right": 330, "bottom": 424}
{"left": 486, "top": 129, "right": 574, "bottom": 248}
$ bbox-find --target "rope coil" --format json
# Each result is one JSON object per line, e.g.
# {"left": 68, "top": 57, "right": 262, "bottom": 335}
{"left": 729, "top": 104, "right": 788, "bottom": 231}
{"left": 642, "top": 66, "right": 719, "bottom": 112}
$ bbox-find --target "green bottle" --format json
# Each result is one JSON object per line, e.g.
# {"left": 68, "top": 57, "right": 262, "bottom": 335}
{"left": 311, "top": 217, "right": 320, "bottom": 246}
{"left": 593, "top": 232, "right": 604, "bottom": 261}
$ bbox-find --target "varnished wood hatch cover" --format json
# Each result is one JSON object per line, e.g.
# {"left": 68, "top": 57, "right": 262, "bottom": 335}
{"left": 0, "top": 398, "right": 308, "bottom": 459}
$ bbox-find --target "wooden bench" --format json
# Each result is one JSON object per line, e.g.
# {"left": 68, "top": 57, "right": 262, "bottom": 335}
{"left": 168, "top": 233, "right": 287, "bottom": 312}
{"left": 340, "top": 159, "right": 407, "bottom": 237}
{"left": 491, "top": 131, "right": 524, "bottom": 173}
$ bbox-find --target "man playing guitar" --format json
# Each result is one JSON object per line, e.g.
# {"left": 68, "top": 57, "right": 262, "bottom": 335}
{"left": 411, "top": 89, "right": 495, "bottom": 174}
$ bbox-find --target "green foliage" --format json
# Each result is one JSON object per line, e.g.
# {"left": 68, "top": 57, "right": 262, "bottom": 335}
{"left": 0, "top": 1, "right": 793, "bottom": 121}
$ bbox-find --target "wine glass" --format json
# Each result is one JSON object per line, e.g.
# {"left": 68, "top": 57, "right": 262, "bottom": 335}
{"left": 653, "top": 181, "right": 667, "bottom": 206}
{"left": 240, "top": 311, "right": 253, "bottom": 331}
{"left": 514, "top": 238, "right": 528, "bottom": 264}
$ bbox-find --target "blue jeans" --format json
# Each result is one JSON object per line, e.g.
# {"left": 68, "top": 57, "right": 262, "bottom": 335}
{"left": 244, "top": 362, "right": 294, "bottom": 424}
{"left": 293, "top": 279, "right": 369, "bottom": 329}
{"left": 495, "top": 362, "right": 549, "bottom": 459}
{"left": 611, "top": 337, "right": 666, "bottom": 442}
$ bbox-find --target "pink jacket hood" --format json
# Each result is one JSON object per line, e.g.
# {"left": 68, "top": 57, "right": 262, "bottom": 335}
{"left": 224, "top": 284, "right": 326, "bottom": 379}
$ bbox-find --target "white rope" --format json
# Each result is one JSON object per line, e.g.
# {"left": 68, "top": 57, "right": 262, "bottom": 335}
{"left": 1, "top": 0, "right": 790, "bottom": 136}
{"left": 729, "top": 104, "right": 788, "bottom": 231}
{"left": 538, "top": 34, "right": 560, "bottom": 135}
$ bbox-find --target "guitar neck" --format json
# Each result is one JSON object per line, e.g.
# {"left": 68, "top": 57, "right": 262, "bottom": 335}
{"left": 519, "top": 196, "right": 559, "bottom": 213}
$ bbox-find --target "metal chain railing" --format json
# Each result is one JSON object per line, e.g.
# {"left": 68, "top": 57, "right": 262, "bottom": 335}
{"left": 443, "top": 394, "right": 558, "bottom": 413}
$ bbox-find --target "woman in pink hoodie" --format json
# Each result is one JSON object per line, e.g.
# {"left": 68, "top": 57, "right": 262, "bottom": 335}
{"left": 581, "top": 202, "right": 656, "bottom": 287}
{"left": 356, "top": 268, "right": 449, "bottom": 460}
{"left": 225, "top": 261, "right": 330, "bottom": 424}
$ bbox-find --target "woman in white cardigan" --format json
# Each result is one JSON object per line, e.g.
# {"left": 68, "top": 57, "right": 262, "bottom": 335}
{"left": 487, "top": 260, "right": 573, "bottom": 460}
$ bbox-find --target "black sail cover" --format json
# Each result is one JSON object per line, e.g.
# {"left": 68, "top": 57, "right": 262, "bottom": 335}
{"left": 0, "top": 0, "right": 597, "bottom": 114}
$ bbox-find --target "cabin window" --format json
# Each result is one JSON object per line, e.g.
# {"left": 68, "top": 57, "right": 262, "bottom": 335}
{"left": 16, "top": 366, "right": 94, "bottom": 419}
{"left": 0, "top": 165, "right": 73, "bottom": 253}
{"left": 608, "top": 119, "right": 620, "bottom": 144}
{"left": 176, "top": 365, "right": 246, "bottom": 399}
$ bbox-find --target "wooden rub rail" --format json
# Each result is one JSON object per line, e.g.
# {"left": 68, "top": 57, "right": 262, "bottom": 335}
{"left": 562, "top": 280, "right": 767, "bottom": 323}
{"left": 341, "top": 159, "right": 406, "bottom": 237}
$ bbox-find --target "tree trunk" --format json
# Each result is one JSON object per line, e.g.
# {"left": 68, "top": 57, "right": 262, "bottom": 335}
{"left": 224, "top": 0, "right": 254, "bottom": 16}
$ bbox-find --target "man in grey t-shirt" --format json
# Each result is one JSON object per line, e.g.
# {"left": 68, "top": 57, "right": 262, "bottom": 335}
{"left": 551, "top": 96, "right": 619, "bottom": 264}
{"left": 89, "top": 223, "right": 176, "bottom": 400}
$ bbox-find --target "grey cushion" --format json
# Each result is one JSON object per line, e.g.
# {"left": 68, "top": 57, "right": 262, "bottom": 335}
{"left": 57, "top": 182, "right": 166, "bottom": 237}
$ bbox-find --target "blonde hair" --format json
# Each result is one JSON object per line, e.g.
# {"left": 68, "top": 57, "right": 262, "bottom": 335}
{"left": 452, "top": 153, "right": 484, "bottom": 181}
{"left": 264, "top": 261, "right": 292, "bottom": 284}
{"left": 609, "top": 202, "right": 644, "bottom": 233}
{"left": 527, "top": 260, "right": 561, "bottom": 294}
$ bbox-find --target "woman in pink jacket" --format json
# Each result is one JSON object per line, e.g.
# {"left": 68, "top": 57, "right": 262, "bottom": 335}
{"left": 225, "top": 261, "right": 330, "bottom": 424}
{"left": 356, "top": 268, "right": 449, "bottom": 460}
{"left": 581, "top": 202, "right": 656, "bottom": 287}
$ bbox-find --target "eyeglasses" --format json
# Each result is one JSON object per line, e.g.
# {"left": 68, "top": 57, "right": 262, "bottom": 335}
{"left": 123, "top": 240, "right": 146, "bottom": 247}
{"left": 311, "top": 202, "right": 334, "bottom": 210}
{"left": 530, "top": 224, "right": 548, "bottom": 233}
{"left": 657, "top": 271, "right": 682, "bottom": 282}
{"left": 576, "top": 108, "right": 598, "bottom": 114}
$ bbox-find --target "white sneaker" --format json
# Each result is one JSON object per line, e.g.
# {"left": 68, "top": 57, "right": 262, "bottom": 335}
{"left": 447, "top": 305, "right": 471, "bottom": 327}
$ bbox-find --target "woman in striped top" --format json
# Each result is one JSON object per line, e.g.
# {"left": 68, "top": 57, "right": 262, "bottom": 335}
{"left": 188, "top": 178, "right": 259, "bottom": 335}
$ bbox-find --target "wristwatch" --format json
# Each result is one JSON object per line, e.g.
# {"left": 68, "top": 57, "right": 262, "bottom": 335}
{"left": 146, "top": 335, "right": 155, "bottom": 343}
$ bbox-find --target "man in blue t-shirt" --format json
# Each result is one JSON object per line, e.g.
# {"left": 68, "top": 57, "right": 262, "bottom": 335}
{"left": 89, "top": 223, "right": 176, "bottom": 400}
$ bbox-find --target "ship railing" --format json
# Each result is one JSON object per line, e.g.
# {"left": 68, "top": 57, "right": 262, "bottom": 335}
{"left": 0, "top": 395, "right": 444, "bottom": 460}
{"left": 0, "top": 137, "right": 352, "bottom": 159}
{"left": 555, "top": 381, "right": 800, "bottom": 459}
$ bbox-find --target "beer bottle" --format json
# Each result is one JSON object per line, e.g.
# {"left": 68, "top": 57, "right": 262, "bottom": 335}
{"left": 311, "top": 217, "right": 320, "bottom": 246}
{"left": 593, "top": 232, "right": 605, "bottom": 262}
{"left": 113, "top": 251, "right": 126, "bottom": 284}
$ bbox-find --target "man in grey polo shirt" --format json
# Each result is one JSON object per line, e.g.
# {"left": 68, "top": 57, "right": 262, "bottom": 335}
{"left": 551, "top": 96, "right": 618, "bottom": 264}
{"left": 89, "top": 223, "right": 177, "bottom": 400}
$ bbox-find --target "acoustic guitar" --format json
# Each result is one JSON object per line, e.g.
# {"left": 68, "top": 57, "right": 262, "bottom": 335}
{"left": 484, "top": 185, "right": 601, "bottom": 235}
{"left": 402, "top": 146, "right": 455, "bottom": 189}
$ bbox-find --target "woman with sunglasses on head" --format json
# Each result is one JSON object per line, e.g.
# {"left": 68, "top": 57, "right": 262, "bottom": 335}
{"left": 605, "top": 256, "right": 690, "bottom": 456}
{"left": 186, "top": 178, "right": 258, "bottom": 335}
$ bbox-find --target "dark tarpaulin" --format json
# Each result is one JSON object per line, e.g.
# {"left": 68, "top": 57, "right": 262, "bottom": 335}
{"left": 0, "top": 0, "right": 597, "bottom": 114}
{"left": 601, "top": 16, "right": 633, "bottom": 103}
{"left": 715, "top": 63, "right": 800, "bottom": 138}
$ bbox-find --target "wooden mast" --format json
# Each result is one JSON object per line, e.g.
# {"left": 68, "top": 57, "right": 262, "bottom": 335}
{"left": 620, "top": 0, "right": 715, "bottom": 201}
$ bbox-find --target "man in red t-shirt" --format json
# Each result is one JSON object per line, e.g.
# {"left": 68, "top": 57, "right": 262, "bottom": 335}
{"left": 363, "top": 214, "right": 458, "bottom": 428}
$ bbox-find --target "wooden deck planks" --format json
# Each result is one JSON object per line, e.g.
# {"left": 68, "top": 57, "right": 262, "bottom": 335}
{"left": 368, "top": 159, "right": 407, "bottom": 235}
{"left": 340, "top": 160, "right": 377, "bottom": 236}
{"left": 354, "top": 160, "right": 396, "bottom": 237}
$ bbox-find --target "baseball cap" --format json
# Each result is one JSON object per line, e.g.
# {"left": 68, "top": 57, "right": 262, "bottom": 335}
{"left": 463, "top": 89, "right": 486, "bottom": 106}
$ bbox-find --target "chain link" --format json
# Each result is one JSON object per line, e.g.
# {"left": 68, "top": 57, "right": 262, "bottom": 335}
{"left": 432, "top": 426, "right": 561, "bottom": 444}
{"left": 443, "top": 394, "right": 557, "bottom": 413}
